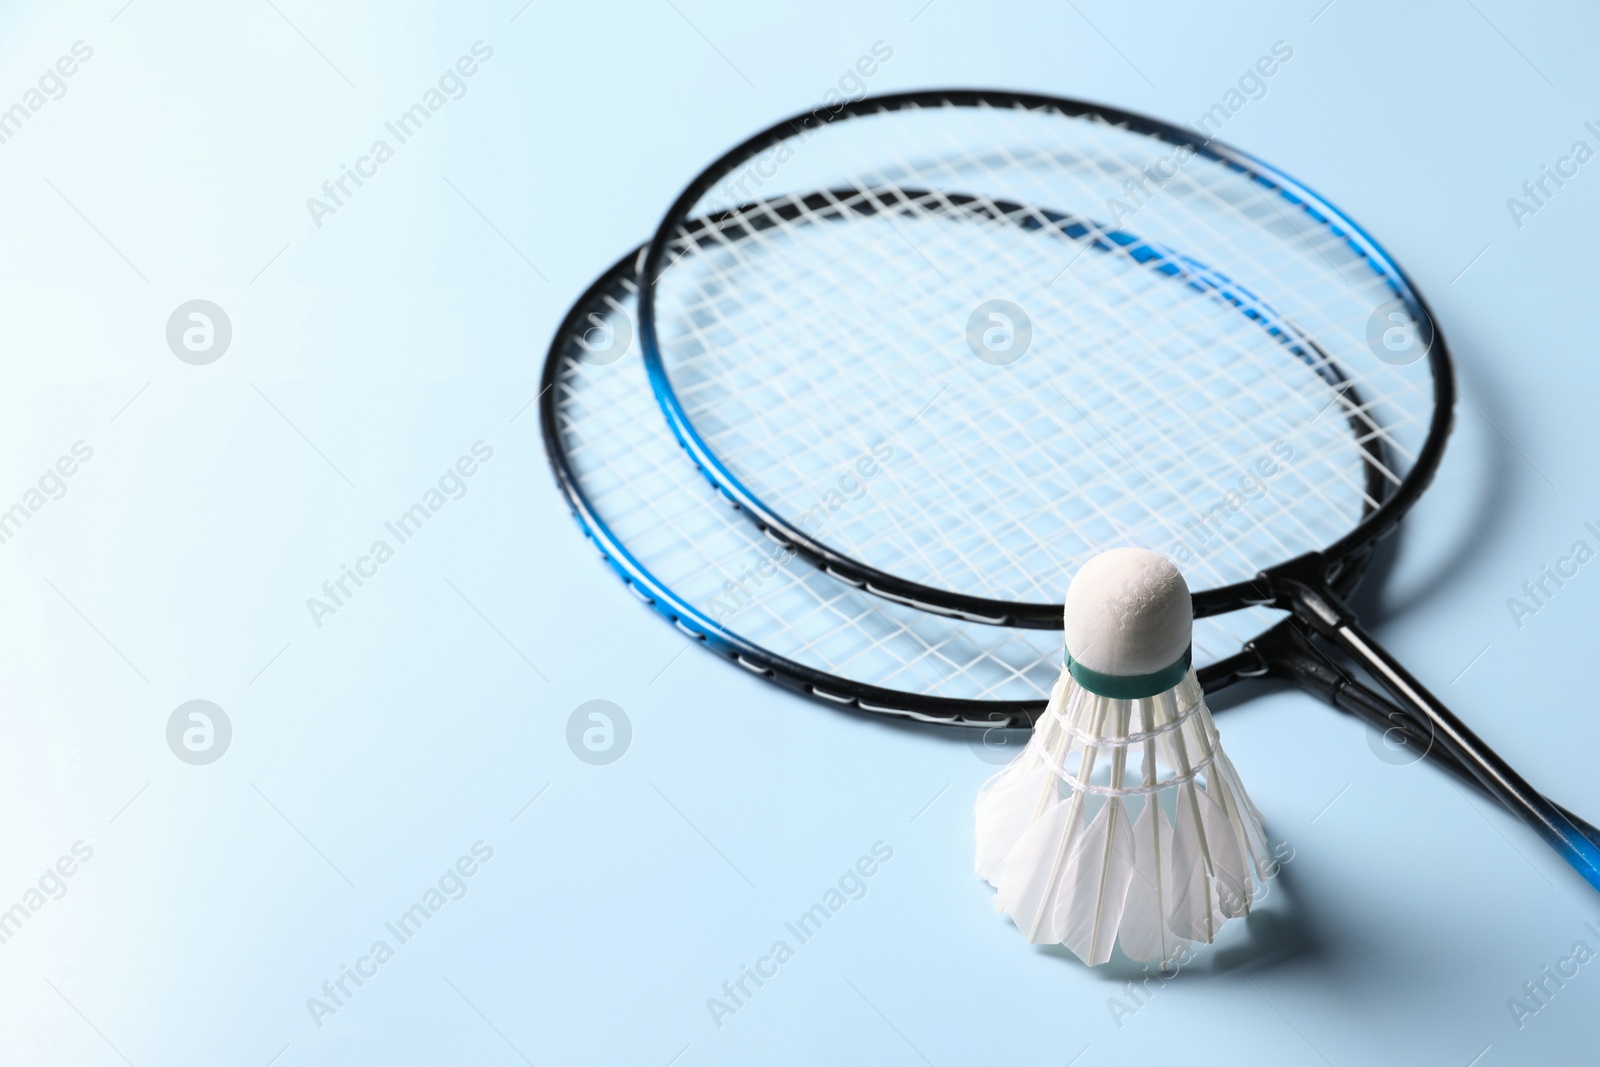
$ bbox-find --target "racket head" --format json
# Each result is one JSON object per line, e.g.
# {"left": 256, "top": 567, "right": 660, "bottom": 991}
{"left": 637, "top": 89, "right": 1454, "bottom": 627}
{"left": 541, "top": 247, "right": 1336, "bottom": 726}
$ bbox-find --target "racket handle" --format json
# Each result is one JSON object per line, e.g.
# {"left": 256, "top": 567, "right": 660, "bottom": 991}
{"left": 1248, "top": 620, "right": 1600, "bottom": 848}
{"left": 1266, "top": 558, "right": 1600, "bottom": 893}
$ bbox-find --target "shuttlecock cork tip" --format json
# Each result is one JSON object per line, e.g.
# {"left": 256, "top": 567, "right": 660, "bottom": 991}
{"left": 1063, "top": 547, "right": 1191, "bottom": 681}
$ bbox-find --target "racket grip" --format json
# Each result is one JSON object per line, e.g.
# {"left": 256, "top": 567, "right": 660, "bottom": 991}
{"left": 1264, "top": 557, "right": 1600, "bottom": 894}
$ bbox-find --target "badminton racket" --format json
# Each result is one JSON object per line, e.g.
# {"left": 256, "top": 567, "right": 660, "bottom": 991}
{"left": 634, "top": 90, "right": 1600, "bottom": 889}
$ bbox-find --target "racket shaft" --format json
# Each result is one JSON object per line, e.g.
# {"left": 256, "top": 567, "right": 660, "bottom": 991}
{"left": 1269, "top": 563, "right": 1600, "bottom": 891}
{"left": 1252, "top": 620, "right": 1600, "bottom": 846}
{"left": 1306, "top": 664, "right": 1599, "bottom": 846}
{"left": 1332, "top": 622, "right": 1600, "bottom": 889}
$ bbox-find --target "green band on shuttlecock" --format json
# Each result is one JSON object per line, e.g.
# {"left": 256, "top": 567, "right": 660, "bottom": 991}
{"left": 1065, "top": 645, "right": 1192, "bottom": 700}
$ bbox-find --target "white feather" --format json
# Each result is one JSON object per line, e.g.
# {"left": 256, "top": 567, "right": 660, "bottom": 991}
{"left": 1214, "top": 748, "right": 1273, "bottom": 879}
{"left": 974, "top": 762, "right": 1056, "bottom": 882}
{"left": 974, "top": 670, "right": 1074, "bottom": 880}
{"left": 1167, "top": 777, "right": 1255, "bottom": 938}
{"left": 994, "top": 794, "right": 1137, "bottom": 963}
{"left": 1166, "top": 778, "right": 1223, "bottom": 942}
{"left": 1117, "top": 797, "right": 1188, "bottom": 966}
{"left": 993, "top": 794, "right": 1082, "bottom": 940}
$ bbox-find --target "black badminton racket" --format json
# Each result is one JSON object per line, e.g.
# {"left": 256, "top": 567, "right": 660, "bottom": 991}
{"left": 634, "top": 90, "right": 1600, "bottom": 889}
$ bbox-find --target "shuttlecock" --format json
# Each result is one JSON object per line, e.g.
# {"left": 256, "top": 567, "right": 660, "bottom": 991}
{"left": 975, "top": 547, "right": 1270, "bottom": 966}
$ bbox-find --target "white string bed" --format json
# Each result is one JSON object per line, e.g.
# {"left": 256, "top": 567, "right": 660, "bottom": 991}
{"left": 650, "top": 99, "right": 1435, "bottom": 606}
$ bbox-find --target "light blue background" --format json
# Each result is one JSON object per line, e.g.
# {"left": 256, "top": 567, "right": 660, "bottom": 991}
{"left": 1, "top": 0, "right": 1597, "bottom": 1063}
